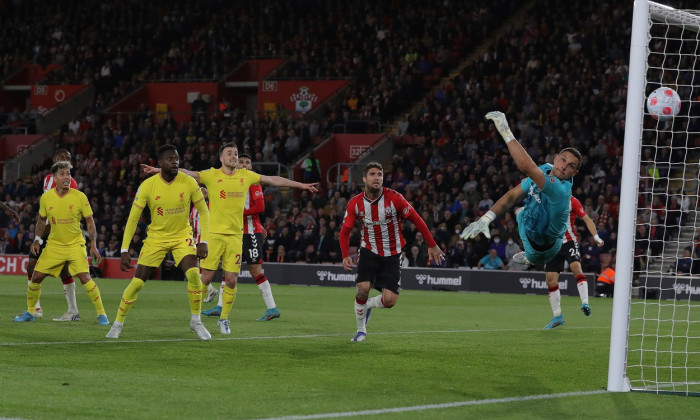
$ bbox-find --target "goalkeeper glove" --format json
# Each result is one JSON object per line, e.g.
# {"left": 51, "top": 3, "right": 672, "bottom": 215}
{"left": 485, "top": 111, "right": 515, "bottom": 143}
{"left": 460, "top": 211, "right": 495, "bottom": 239}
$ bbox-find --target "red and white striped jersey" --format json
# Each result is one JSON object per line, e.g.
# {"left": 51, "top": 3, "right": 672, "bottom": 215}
{"left": 563, "top": 196, "right": 587, "bottom": 244}
{"left": 243, "top": 184, "right": 264, "bottom": 234}
{"left": 190, "top": 201, "right": 210, "bottom": 244}
{"left": 43, "top": 174, "right": 78, "bottom": 192}
{"left": 342, "top": 187, "right": 415, "bottom": 257}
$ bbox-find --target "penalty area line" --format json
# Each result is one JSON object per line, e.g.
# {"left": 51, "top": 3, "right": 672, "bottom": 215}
{"left": 253, "top": 390, "right": 609, "bottom": 420}
{"left": 0, "top": 326, "right": 604, "bottom": 347}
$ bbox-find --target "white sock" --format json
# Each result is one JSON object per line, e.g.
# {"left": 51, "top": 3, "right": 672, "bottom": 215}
{"left": 217, "top": 282, "right": 225, "bottom": 307}
{"left": 549, "top": 288, "right": 561, "bottom": 316}
{"left": 191, "top": 313, "right": 201, "bottom": 322}
{"left": 257, "top": 280, "right": 277, "bottom": 309}
{"left": 64, "top": 281, "right": 79, "bottom": 313}
{"left": 366, "top": 295, "right": 386, "bottom": 309}
{"left": 577, "top": 280, "right": 589, "bottom": 305}
{"left": 354, "top": 300, "right": 367, "bottom": 333}
{"left": 207, "top": 283, "right": 217, "bottom": 294}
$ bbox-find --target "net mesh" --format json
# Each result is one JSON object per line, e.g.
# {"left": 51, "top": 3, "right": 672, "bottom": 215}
{"left": 627, "top": 3, "right": 700, "bottom": 395}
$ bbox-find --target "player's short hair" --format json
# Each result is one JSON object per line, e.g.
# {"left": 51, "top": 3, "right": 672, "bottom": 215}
{"left": 239, "top": 153, "right": 252, "bottom": 160}
{"left": 157, "top": 144, "right": 178, "bottom": 159}
{"left": 363, "top": 161, "right": 383, "bottom": 176}
{"left": 51, "top": 161, "right": 73, "bottom": 174}
{"left": 54, "top": 148, "right": 71, "bottom": 160}
{"left": 559, "top": 147, "right": 582, "bottom": 169}
{"left": 219, "top": 142, "right": 237, "bottom": 156}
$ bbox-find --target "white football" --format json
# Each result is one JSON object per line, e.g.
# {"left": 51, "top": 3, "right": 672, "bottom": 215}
{"left": 646, "top": 87, "right": 681, "bottom": 121}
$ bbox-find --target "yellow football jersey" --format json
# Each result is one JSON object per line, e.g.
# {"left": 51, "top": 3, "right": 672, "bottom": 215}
{"left": 198, "top": 167, "right": 261, "bottom": 235}
{"left": 39, "top": 188, "right": 93, "bottom": 246}
{"left": 133, "top": 172, "right": 205, "bottom": 240}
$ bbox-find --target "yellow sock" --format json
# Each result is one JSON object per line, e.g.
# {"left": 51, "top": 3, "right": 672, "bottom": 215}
{"left": 83, "top": 279, "right": 106, "bottom": 316}
{"left": 116, "top": 278, "right": 145, "bottom": 323}
{"left": 201, "top": 282, "right": 208, "bottom": 299}
{"left": 27, "top": 282, "right": 42, "bottom": 314}
{"left": 220, "top": 285, "right": 237, "bottom": 320}
{"left": 185, "top": 267, "right": 203, "bottom": 315}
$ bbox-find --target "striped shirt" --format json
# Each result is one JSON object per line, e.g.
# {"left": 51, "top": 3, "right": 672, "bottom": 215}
{"left": 342, "top": 187, "right": 414, "bottom": 257}
{"left": 190, "top": 202, "right": 209, "bottom": 244}
{"left": 243, "top": 184, "right": 264, "bottom": 234}
{"left": 563, "top": 196, "right": 586, "bottom": 244}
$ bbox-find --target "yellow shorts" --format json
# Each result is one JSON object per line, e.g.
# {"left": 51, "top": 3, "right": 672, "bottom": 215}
{"left": 137, "top": 236, "right": 197, "bottom": 268}
{"left": 35, "top": 243, "right": 89, "bottom": 278}
{"left": 200, "top": 233, "right": 242, "bottom": 273}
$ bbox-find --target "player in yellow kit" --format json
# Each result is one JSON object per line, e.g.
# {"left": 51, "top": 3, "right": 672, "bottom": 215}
{"left": 106, "top": 144, "right": 212, "bottom": 340}
{"left": 141, "top": 142, "right": 318, "bottom": 334}
{"left": 13, "top": 161, "right": 109, "bottom": 325}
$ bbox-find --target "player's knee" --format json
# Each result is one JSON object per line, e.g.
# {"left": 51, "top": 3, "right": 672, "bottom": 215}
{"left": 382, "top": 294, "right": 398, "bottom": 308}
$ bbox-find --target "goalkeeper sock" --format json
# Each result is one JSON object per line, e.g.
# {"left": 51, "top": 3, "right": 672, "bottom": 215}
{"left": 355, "top": 298, "right": 368, "bottom": 333}
{"left": 220, "top": 284, "right": 238, "bottom": 320}
{"left": 217, "top": 281, "right": 225, "bottom": 307}
{"left": 185, "top": 267, "right": 203, "bottom": 316}
{"left": 83, "top": 279, "right": 107, "bottom": 316}
{"left": 576, "top": 274, "right": 589, "bottom": 305}
{"left": 548, "top": 285, "right": 561, "bottom": 317}
{"left": 27, "top": 281, "right": 42, "bottom": 315}
{"left": 366, "top": 295, "right": 386, "bottom": 309}
{"left": 116, "top": 278, "right": 145, "bottom": 323}
{"left": 255, "top": 274, "right": 277, "bottom": 309}
{"left": 62, "top": 276, "right": 79, "bottom": 313}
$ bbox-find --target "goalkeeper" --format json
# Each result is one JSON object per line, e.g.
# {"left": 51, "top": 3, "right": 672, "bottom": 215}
{"left": 461, "top": 112, "right": 581, "bottom": 267}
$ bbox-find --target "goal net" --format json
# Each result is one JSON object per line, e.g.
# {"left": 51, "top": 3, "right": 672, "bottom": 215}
{"left": 609, "top": 0, "right": 700, "bottom": 395}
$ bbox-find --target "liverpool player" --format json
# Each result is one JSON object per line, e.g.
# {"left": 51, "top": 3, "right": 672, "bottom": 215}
{"left": 29, "top": 149, "right": 81, "bottom": 321}
{"left": 340, "top": 161, "right": 444, "bottom": 342}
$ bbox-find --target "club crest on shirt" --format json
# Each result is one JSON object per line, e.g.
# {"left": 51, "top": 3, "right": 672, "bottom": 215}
{"left": 179, "top": 192, "right": 184, "bottom": 202}
{"left": 385, "top": 207, "right": 395, "bottom": 216}
{"left": 155, "top": 196, "right": 161, "bottom": 200}
{"left": 69, "top": 204, "right": 74, "bottom": 212}
{"left": 358, "top": 211, "right": 365, "bottom": 218}
{"left": 217, "top": 179, "right": 223, "bottom": 183}
{"left": 549, "top": 176, "right": 555, "bottom": 183}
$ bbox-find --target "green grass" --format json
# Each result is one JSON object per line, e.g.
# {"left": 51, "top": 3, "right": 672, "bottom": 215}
{"left": 1, "top": 275, "right": 700, "bottom": 419}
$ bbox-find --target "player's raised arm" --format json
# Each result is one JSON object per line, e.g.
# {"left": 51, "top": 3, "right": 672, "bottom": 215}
{"left": 259, "top": 175, "right": 318, "bottom": 193}
{"left": 140, "top": 164, "right": 201, "bottom": 183}
{"left": 486, "top": 111, "right": 545, "bottom": 189}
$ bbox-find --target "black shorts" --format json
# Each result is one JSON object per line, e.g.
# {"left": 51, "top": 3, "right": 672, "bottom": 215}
{"left": 544, "top": 241, "right": 581, "bottom": 273}
{"left": 356, "top": 247, "right": 401, "bottom": 294}
{"left": 242, "top": 233, "right": 264, "bottom": 265}
{"left": 27, "top": 240, "right": 47, "bottom": 261}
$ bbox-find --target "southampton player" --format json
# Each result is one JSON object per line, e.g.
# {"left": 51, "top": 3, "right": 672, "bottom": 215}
{"left": 106, "top": 145, "right": 211, "bottom": 340}
{"left": 141, "top": 143, "right": 316, "bottom": 335}
{"left": 341, "top": 161, "right": 444, "bottom": 342}
{"left": 201, "top": 153, "right": 281, "bottom": 321}
{"left": 28, "top": 149, "right": 81, "bottom": 321}
{"left": 461, "top": 111, "right": 581, "bottom": 267}
{"left": 542, "top": 196, "right": 604, "bottom": 329}
{"left": 13, "top": 162, "right": 109, "bottom": 325}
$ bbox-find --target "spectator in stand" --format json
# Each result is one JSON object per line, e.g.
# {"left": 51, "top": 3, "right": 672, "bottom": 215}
{"left": 504, "top": 237, "right": 521, "bottom": 264}
{"left": 488, "top": 235, "right": 506, "bottom": 260}
{"left": 581, "top": 236, "right": 602, "bottom": 273}
{"left": 674, "top": 249, "right": 693, "bottom": 275}
{"left": 407, "top": 245, "right": 425, "bottom": 267}
{"left": 478, "top": 249, "right": 505, "bottom": 270}
{"left": 448, "top": 240, "right": 467, "bottom": 268}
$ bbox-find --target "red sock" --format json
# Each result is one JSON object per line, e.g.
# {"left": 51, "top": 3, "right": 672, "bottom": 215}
{"left": 575, "top": 274, "right": 587, "bottom": 284}
{"left": 548, "top": 285, "right": 559, "bottom": 294}
{"left": 356, "top": 297, "right": 367, "bottom": 305}
{"left": 61, "top": 275, "right": 75, "bottom": 285}
{"left": 254, "top": 274, "right": 268, "bottom": 285}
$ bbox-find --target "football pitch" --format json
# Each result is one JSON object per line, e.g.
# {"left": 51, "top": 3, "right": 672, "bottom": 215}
{"left": 1, "top": 275, "right": 699, "bottom": 419}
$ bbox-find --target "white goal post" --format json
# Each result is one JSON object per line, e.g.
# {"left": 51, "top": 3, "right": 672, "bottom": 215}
{"left": 609, "top": 0, "right": 700, "bottom": 394}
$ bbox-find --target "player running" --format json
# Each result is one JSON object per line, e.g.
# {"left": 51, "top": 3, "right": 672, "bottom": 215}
{"left": 341, "top": 161, "right": 444, "bottom": 342}
{"left": 542, "top": 196, "right": 604, "bottom": 329}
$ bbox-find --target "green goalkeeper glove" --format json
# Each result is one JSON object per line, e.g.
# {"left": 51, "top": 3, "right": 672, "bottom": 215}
{"left": 460, "top": 211, "right": 495, "bottom": 239}
{"left": 485, "top": 111, "right": 515, "bottom": 143}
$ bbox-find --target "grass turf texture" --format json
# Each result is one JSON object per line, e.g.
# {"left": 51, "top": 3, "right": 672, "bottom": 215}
{"left": 1, "top": 275, "right": 699, "bottom": 419}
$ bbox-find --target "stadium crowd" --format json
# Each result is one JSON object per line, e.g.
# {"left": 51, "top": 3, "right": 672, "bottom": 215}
{"left": 4, "top": 0, "right": 698, "bottom": 278}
